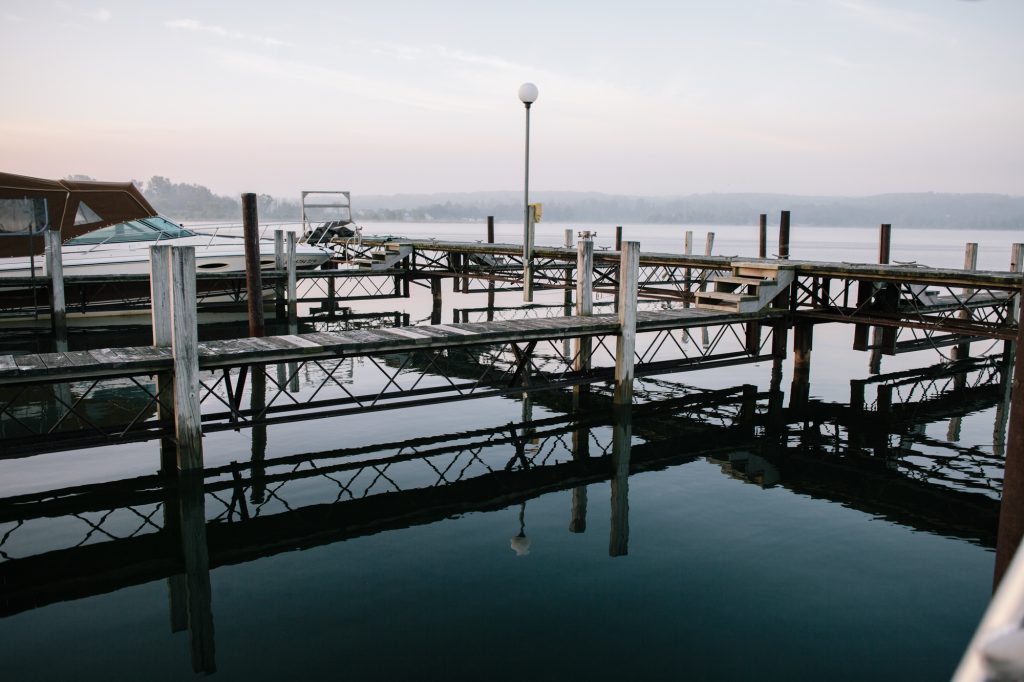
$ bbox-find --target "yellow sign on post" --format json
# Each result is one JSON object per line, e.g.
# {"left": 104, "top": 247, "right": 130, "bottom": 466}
{"left": 530, "top": 203, "right": 542, "bottom": 223}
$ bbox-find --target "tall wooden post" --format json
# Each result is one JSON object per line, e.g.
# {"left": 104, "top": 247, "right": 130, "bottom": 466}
{"left": 486, "top": 216, "right": 496, "bottom": 314}
{"left": 286, "top": 231, "right": 297, "bottom": 326}
{"left": 779, "top": 210, "right": 791, "bottom": 260}
{"left": 609, "top": 405, "right": 632, "bottom": 557}
{"left": 274, "top": 229, "right": 285, "bottom": 321}
{"left": 701, "top": 233, "right": 715, "bottom": 347}
{"left": 44, "top": 228, "right": 67, "bottom": 342}
{"left": 615, "top": 225, "right": 623, "bottom": 251}
{"left": 170, "top": 246, "right": 203, "bottom": 471}
{"left": 683, "top": 230, "right": 693, "bottom": 309}
{"left": 994, "top": 277, "right": 1024, "bottom": 588}
{"left": 878, "top": 223, "right": 892, "bottom": 265}
{"left": 614, "top": 241, "right": 640, "bottom": 407}
{"left": 758, "top": 214, "right": 767, "bottom": 259}
{"left": 574, "top": 236, "right": 594, "bottom": 378}
{"left": 954, "top": 243, "right": 979, "bottom": 360}
{"left": 241, "top": 193, "right": 265, "bottom": 337}
{"left": 150, "top": 245, "right": 177, "bottom": 474}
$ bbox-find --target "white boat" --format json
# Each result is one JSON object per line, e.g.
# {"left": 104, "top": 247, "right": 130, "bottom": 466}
{"left": 0, "top": 172, "right": 333, "bottom": 278}
{"left": 0, "top": 216, "right": 331, "bottom": 277}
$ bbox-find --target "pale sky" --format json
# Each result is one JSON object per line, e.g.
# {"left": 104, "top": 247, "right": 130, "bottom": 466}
{"left": 1, "top": 0, "right": 1022, "bottom": 198}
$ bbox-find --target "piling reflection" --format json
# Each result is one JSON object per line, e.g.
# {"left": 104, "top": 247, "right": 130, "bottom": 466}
{"left": 0, "top": 351, "right": 1015, "bottom": 674}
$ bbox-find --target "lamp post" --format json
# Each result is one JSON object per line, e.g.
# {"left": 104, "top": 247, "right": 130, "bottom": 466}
{"left": 519, "top": 82, "right": 538, "bottom": 301}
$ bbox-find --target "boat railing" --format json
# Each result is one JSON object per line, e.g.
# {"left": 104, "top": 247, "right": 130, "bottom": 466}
{"left": 954, "top": 542, "right": 1024, "bottom": 680}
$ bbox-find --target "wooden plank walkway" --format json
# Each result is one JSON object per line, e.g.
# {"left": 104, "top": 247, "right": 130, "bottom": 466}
{"left": 0, "top": 307, "right": 772, "bottom": 385}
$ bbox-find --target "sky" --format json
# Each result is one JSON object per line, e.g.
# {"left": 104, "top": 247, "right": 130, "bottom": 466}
{"left": 1, "top": 0, "right": 1022, "bottom": 199}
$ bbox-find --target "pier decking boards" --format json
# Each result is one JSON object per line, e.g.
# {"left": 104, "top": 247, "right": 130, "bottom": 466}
{"left": 0, "top": 307, "right": 768, "bottom": 384}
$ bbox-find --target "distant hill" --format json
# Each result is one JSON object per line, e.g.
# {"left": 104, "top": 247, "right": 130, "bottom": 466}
{"left": 112, "top": 177, "right": 1024, "bottom": 229}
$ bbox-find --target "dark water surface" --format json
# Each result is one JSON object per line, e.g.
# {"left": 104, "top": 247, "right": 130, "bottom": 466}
{"left": 0, "top": 224, "right": 1017, "bottom": 680}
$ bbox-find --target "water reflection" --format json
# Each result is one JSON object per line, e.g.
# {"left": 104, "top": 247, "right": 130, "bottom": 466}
{"left": 0, "top": 351, "right": 1013, "bottom": 675}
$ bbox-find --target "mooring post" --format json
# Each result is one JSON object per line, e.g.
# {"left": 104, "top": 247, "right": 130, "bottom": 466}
{"left": 683, "top": 230, "right": 693, "bottom": 306}
{"left": 241, "top": 193, "right": 265, "bottom": 337}
{"left": 758, "top": 214, "right": 767, "bottom": 259}
{"left": 994, "top": 276, "right": 1024, "bottom": 588}
{"left": 615, "top": 225, "right": 623, "bottom": 251}
{"left": 43, "top": 228, "right": 67, "bottom": 342}
{"left": 150, "top": 244, "right": 177, "bottom": 474}
{"left": 614, "top": 241, "right": 640, "bottom": 407}
{"left": 779, "top": 210, "right": 791, "bottom": 260}
{"left": 170, "top": 246, "right": 203, "bottom": 471}
{"left": 954, "top": 242, "right": 979, "bottom": 360}
{"left": 486, "top": 216, "right": 496, "bottom": 313}
{"left": 609, "top": 404, "right": 632, "bottom": 557}
{"left": 287, "top": 231, "right": 297, "bottom": 326}
{"left": 274, "top": 229, "right": 285, "bottom": 321}
{"left": 574, "top": 235, "right": 594, "bottom": 384}
{"left": 701, "top": 233, "right": 715, "bottom": 347}
{"left": 878, "top": 223, "right": 892, "bottom": 265}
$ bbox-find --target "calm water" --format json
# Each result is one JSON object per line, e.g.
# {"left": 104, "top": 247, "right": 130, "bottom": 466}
{"left": 0, "top": 222, "right": 1018, "bottom": 680}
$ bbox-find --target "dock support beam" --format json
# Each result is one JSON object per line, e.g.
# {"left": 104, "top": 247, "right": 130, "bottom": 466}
{"left": 614, "top": 241, "right": 640, "bottom": 407}
{"left": 994, "top": 277, "right": 1024, "bottom": 588}
{"left": 44, "top": 228, "right": 67, "bottom": 344}
{"left": 791, "top": 322, "right": 813, "bottom": 407}
{"left": 430, "top": 276, "right": 442, "bottom": 325}
{"left": 241, "top": 193, "right": 265, "bottom": 337}
{"left": 170, "top": 246, "right": 203, "bottom": 472}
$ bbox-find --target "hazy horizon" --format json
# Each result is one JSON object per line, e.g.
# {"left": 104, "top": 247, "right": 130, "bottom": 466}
{"left": 2, "top": 1, "right": 1022, "bottom": 198}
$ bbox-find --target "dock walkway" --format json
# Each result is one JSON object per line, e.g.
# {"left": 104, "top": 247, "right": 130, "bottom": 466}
{"left": 0, "top": 307, "right": 767, "bottom": 384}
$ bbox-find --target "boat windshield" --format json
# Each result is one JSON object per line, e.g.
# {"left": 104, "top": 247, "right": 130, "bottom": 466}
{"left": 65, "top": 216, "right": 196, "bottom": 245}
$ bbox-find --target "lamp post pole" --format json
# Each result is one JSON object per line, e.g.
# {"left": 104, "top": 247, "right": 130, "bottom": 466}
{"left": 519, "top": 82, "right": 538, "bottom": 301}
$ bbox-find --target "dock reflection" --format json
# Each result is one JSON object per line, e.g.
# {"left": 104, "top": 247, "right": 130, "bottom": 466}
{"left": 0, "top": 352, "right": 1012, "bottom": 674}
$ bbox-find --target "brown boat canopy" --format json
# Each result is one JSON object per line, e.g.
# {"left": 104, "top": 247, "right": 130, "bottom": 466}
{"left": 0, "top": 172, "right": 157, "bottom": 258}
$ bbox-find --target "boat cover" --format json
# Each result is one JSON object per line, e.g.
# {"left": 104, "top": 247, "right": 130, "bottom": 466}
{"left": 0, "top": 172, "right": 157, "bottom": 258}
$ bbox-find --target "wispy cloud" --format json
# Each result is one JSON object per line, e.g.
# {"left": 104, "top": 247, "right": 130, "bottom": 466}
{"left": 358, "top": 41, "right": 538, "bottom": 74}
{"left": 165, "top": 18, "right": 290, "bottom": 47}
{"left": 54, "top": 3, "right": 111, "bottom": 23}
{"left": 212, "top": 48, "right": 489, "bottom": 114}
{"left": 830, "top": 0, "right": 936, "bottom": 38}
